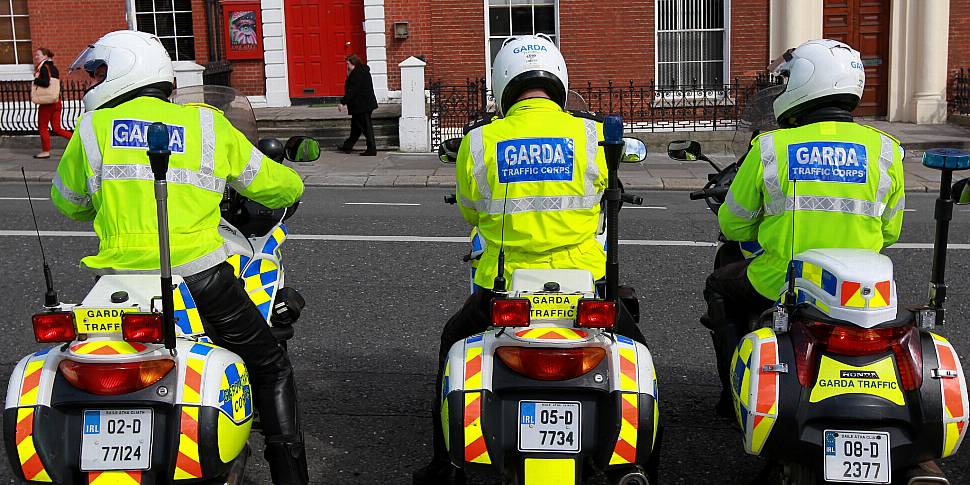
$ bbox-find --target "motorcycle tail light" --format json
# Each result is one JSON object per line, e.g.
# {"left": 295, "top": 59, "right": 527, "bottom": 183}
{"left": 59, "top": 359, "right": 175, "bottom": 395}
{"left": 122, "top": 313, "right": 164, "bottom": 343}
{"left": 491, "top": 298, "right": 531, "bottom": 327}
{"left": 576, "top": 299, "right": 616, "bottom": 328}
{"left": 792, "top": 320, "right": 923, "bottom": 391}
{"left": 32, "top": 312, "right": 77, "bottom": 343}
{"left": 496, "top": 346, "right": 606, "bottom": 381}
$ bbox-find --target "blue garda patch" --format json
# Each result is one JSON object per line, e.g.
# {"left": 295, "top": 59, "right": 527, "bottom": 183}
{"left": 497, "top": 137, "right": 575, "bottom": 183}
{"left": 111, "top": 119, "right": 186, "bottom": 154}
{"left": 788, "top": 141, "right": 867, "bottom": 183}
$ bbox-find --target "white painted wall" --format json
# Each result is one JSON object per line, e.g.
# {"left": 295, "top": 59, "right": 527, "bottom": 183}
{"left": 399, "top": 57, "right": 429, "bottom": 152}
{"left": 887, "top": 0, "right": 949, "bottom": 123}
{"left": 364, "top": 0, "right": 390, "bottom": 103}
{"left": 261, "top": 0, "right": 291, "bottom": 107}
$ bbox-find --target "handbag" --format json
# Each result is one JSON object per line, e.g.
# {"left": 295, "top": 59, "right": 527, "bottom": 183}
{"left": 31, "top": 75, "right": 60, "bottom": 105}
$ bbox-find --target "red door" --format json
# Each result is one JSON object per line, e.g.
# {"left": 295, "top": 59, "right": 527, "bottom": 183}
{"left": 823, "top": 0, "right": 890, "bottom": 117}
{"left": 285, "top": 0, "right": 365, "bottom": 98}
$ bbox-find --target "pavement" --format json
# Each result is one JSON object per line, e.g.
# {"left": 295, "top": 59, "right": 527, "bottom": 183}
{"left": 1, "top": 120, "right": 968, "bottom": 192}
{"left": 0, "top": 185, "right": 967, "bottom": 484}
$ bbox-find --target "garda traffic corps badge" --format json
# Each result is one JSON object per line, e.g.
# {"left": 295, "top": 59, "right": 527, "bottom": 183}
{"left": 496, "top": 137, "right": 575, "bottom": 183}
{"left": 112, "top": 119, "right": 186, "bottom": 154}
{"left": 788, "top": 141, "right": 868, "bottom": 184}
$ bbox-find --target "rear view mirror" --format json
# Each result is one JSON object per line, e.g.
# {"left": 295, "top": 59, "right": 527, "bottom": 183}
{"left": 954, "top": 177, "right": 970, "bottom": 205}
{"left": 284, "top": 136, "right": 320, "bottom": 163}
{"left": 438, "top": 137, "right": 462, "bottom": 164}
{"left": 622, "top": 137, "right": 647, "bottom": 163}
{"left": 667, "top": 140, "right": 702, "bottom": 161}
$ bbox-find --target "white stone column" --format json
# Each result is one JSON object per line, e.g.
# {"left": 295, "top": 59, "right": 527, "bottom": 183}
{"left": 398, "top": 57, "right": 429, "bottom": 152}
{"left": 364, "top": 0, "right": 390, "bottom": 103}
{"left": 769, "top": 0, "right": 823, "bottom": 60}
{"left": 261, "top": 0, "right": 290, "bottom": 107}
{"left": 912, "top": 0, "right": 949, "bottom": 124}
{"left": 172, "top": 61, "right": 205, "bottom": 88}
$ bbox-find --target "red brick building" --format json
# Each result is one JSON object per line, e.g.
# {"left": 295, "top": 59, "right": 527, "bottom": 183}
{"left": 1, "top": 0, "right": 966, "bottom": 122}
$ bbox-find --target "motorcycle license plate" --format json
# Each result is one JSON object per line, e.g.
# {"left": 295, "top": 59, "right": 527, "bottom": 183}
{"left": 823, "top": 430, "right": 891, "bottom": 484}
{"left": 518, "top": 401, "right": 580, "bottom": 453}
{"left": 80, "top": 409, "right": 153, "bottom": 471}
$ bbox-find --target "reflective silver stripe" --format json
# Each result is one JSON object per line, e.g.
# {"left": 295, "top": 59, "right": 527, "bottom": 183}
{"left": 77, "top": 114, "right": 103, "bottom": 194}
{"left": 583, "top": 119, "right": 600, "bottom": 197}
{"left": 52, "top": 172, "right": 91, "bottom": 208}
{"left": 875, "top": 134, "right": 894, "bottom": 206}
{"left": 458, "top": 192, "right": 478, "bottom": 211}
{"left": 475, "top": 194, "right": 601, "bottom": 215}
{"left": 84, "top": 246, "right": 228, "bottom": 277}
{"left": 760, "top": 134, "right": 785, "bottom": 215}
{"left": 469, "top": 127, "right": 491, "bottom": 199}
{"left": 230, "top": 146, "right": 263, "bottom": 191}
{"left": 199, "top": 109, "right": 216, "bottom": 176}
{"left": 883, "top": 194, "right": 905, "bottom": 221}
{"left": 786, "top": 195, "right": 885, "bottom": 217}
{"left": 724, "top": 190, "right": 761, "bottom": 221}
{"left": 102, "top": 164, "right": 226, "bottom": 194}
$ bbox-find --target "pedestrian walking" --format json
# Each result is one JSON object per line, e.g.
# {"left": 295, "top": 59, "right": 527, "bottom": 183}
{"left": 338, "top": 54, "right": 378, "bottom": 156}
{"left": 32, "top": 48, "right": 73, "bottom": 159}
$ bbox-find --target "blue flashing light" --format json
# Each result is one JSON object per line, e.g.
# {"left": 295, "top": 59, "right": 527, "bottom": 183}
{"left": 922, "top": 148, "right": 970, "bottom": 171}
{"left": 147, "top": 122, "right": 169, "bottom": 152}
{"left": 604, "top": 115, "right": 623, "bottom": 144}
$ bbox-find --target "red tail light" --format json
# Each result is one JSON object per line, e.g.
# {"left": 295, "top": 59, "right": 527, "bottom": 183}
{"left": 496, "top": 346, "right": 606, "bottom": 380}
{"left": 576, "top": 300, "right": 616, "bottom": 328}
{"left": 59, "top": 359, "right": 175, "bottom": 395}
{"left": 792, "top": 321, "right": 923, "bottom": 391}
{"left": 492, "top": 298, "right": 531, "bottom": 327}
{"left": 122, "top": 313, "right": 164, "bottom": 343}
{"left": 32, "top": 312, "right": 77, "bottom": 343}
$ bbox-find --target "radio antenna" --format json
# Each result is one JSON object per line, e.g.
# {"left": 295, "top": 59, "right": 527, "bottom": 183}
{"left": 22, "top": 168, "right": 59, "bottom": 308}
{"left": 493, "top": 181, "right": 511, "bottom": 292}
{"left": 783, "top": 178, "right": 797, "bottom": 309}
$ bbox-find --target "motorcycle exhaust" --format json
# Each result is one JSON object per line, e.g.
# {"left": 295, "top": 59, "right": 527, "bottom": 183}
{"left": 615, "top": 467, "right": 650, "bottom": 485}
{"left": 905, "top": 461, "right": 949, "bottom": 485}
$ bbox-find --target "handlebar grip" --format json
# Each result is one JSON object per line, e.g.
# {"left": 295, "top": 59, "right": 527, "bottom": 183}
{"left": 444, "top": 194, "right": 457, "bottom": 205}
{"left": 689, "top": 190, "right": 706, "bottom": 200}
{"left": 708, "top": 186, "right": 729, "bottom": 199}
{"left": 621, "top": 193, "right": 643, "bottom": 206}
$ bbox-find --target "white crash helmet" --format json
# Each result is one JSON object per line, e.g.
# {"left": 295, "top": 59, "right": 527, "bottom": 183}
{"left": 770, "top": 39, "right": 865, "bottom": 124}
{"left": 491, "top": 34, "right": 568, "bottom": 116}
{"left": 69, "top": 30, "right": 175, "bottom": 111}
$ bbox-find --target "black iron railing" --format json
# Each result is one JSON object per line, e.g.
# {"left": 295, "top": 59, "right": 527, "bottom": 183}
{"left": 0, "top": 80, "right": 88, "bottom": 135}
{"left": 428, "top": 74, "right": 782, "bottom": 146}
{"left": 950, "top": 68, "right": 970, "bottom": 115}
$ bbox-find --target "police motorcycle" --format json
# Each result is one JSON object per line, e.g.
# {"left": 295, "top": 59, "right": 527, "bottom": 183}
{"left": 3, "top": 85, "right": 319, "bottom": 484}
{"left": 670, "top": 121, "right": 970, "bottom": 482}
{"left": 437, "top": 114, "right": 661, "bottom": 485}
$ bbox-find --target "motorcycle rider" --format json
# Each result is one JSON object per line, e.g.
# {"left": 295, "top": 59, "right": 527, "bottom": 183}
{"left": 50, "top": 30, "right": 309, "bottom": 484}
{"left": 413, "top": 34, "right": 646, "bottom": 484}
{"left": 704, "top": 39, "right": 905, "bottom": 417}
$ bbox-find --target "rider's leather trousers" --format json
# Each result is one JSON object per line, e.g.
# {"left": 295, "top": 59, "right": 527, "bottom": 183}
{"left": 185, "top": 262, "right": 310, "bottom": 485}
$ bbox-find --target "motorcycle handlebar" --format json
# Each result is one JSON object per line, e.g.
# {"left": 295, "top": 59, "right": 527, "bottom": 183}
{"left": 444, "top": 194, "right": 457, "bottom": 205}
{"left": 621, "top": 193, "right": 643, "bottom": 206}
{"left": 689, "top": 186, "right": 729, "bottom": 201}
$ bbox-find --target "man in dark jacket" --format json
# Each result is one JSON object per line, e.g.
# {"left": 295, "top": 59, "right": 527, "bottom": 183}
{"left": 339, "top": 54, "right": 379, "bottom": 156}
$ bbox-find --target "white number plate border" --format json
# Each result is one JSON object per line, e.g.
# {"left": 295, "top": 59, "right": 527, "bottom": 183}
{"left": 80, "top": 408, "right": 154, "bottom": 471}
{"left": 517, "top": 400, "right": 581, "bottom": 454}
{"left": 823, "top": 429, "right": 891, "bottom": 484}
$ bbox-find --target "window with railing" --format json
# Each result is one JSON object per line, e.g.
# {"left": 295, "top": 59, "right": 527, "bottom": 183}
{"left": 656, "top": 0, "right": 728, "bottom": 89}
{"left": 130, "top": 0, "right": 196, "bottom": 61}
{"left": 486, "top": 0, "right": 558, "bottom": 66}
{"left": 0, "top": 0, "right": 30, "bottom": 65}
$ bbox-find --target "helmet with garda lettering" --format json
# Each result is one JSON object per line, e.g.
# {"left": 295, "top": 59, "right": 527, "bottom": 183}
{"left": 69, "top": 30, "right": 175, "bottom": 111}
{"left": 491, "top": 34, "right": 568, "bottom": 116}
{"left": 770, "top": 39, "right": 865, "bottom": 126}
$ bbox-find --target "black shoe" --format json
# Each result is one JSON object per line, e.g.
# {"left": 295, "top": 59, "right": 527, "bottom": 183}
{"left": 264, "top": 437, "right": 310, "bottom": 485}
{"left": 336, "top": 144, "right": 353, "bottom": 154}
{"left": 412, "top": 459, "right": 466, "bottom": 485}
{"left": 360, "top": 150, "right": 377, "bottom": 156}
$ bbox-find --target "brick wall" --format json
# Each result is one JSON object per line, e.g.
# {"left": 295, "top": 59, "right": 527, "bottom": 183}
{"left": 559, "top": 0, "right": 653, "bottom": 88}
{"left": 426, "top": 0, "right": 487, "bottom": 86}
{"left": 949, "top": 0, "right": 970, "bottom": 76}
{"left": 192, "top": 0, "right": 211, "bottom": 65}
{"left": 28, "top": 0, "right": 129, "bottom": 82}
{"left": 730, "top": 0, "right": 769, "bottom": 79}
{"left": 230, "top": 60, "right": 266, "bottom": 96}
{"left": 385, "top": 0, "right": 432, "bottom": 88}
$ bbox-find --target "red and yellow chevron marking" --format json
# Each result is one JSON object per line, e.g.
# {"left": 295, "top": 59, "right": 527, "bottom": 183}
{"left": 88, "top": 471, "right": 142, "bottom": 484}
{"left": 751, "top": 340, "right": 779, "bottom": 454}
{"left": 19, "top": 359, "right": 44, "bottom": 406}
{"left": 609, "top": 393, "right": 639, "bottom": 464}
{"left": 840, "top": 281, "right": 865, "bottom": 308}
{"left": 70, "top": 341, "right": 148, "bottom": 356}
{"left": 514, "top": 328, "right": 589, "bottom": 340}
{"left": 870, "top": 281, "right": 892, "bottom": 308}
{"left": 15, "top": 408, "right": 51, "bottom": 482}
{"left": 618, "top": 346, "right": 638, "bottom": 392}
{"left": 174, "top": 407, "right": 203, "bottom": 479}
{"left": 463, "top": 391, "right": 490, "bottom": 464}
{"left": 182, "top": 357, "right": 205, "bottom": 404}
{"left": 464, "top": 346, "right": 483, "bottom": 390}
{"left": 933, "top": 335, "right": 968, "bottom": 457}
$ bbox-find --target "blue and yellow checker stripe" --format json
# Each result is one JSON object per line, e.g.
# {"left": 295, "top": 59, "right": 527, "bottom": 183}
{"left": 242, "top": 258, "right": 279, "bottom": 319}
{"left": 790, "top": 260, "right": 838, "bottom": 296}
{"left": 262, "top": 225, "right": 288, "bottom": 256}
{"left": 218, "top": 361, "right": 253, "bottom": 423}
{"left": 174, "top": 281, "right": 205, "bottom": 336}
{"left": 226, "top": 253, "right": 252, "bottom": 278}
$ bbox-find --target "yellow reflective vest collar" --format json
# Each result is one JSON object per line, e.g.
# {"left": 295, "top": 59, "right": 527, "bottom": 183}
{"left": 460, "top": 98, "right": 602, "bottom": 215}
